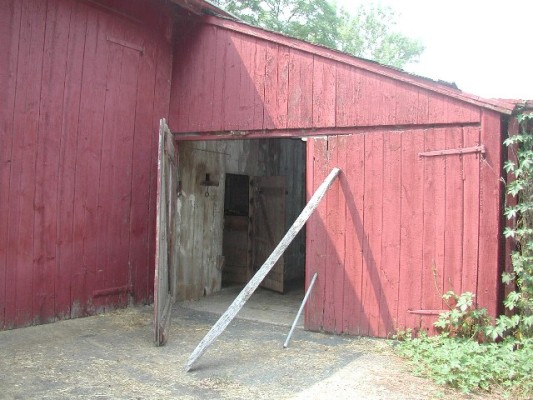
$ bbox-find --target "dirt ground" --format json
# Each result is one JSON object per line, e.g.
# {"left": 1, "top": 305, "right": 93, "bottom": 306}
{"left": 0, "top": 288, "right": 495, "bottom": 399}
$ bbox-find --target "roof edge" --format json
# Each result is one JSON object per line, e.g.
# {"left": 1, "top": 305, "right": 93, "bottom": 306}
{"left": 169, "top": 0, "right": 235, "bottom": 19}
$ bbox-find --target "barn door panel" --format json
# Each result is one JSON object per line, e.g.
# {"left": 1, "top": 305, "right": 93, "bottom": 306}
{"left": 154, "top": 119, "right": 179, "bottom": 346}
{"left": 417, "top": 128, "right": 483, "bottom": 331}
{"left": 250, "top": 176, "right": 286, "bottom": 293}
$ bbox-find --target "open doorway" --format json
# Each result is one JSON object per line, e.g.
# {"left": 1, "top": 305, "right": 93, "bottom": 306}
{"left": 176, "top": 138, "right": 306, "bottom": 301}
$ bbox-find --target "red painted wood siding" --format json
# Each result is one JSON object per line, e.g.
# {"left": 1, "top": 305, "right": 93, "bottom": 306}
{"left": 0, "top": 0, "right": 173, "bottom": 329}
{"left": 169, "top": 23, "right": 481, "bottom": 133}
{"left": 305, "top": 117, "right": 503, "bottom": 336}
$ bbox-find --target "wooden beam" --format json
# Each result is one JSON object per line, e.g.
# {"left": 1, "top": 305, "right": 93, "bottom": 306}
{"left": 185, "top": 167, "right": 341, "bottom": 372}
{"left": 173, "top": 122, "right": 481, "bottom": 141}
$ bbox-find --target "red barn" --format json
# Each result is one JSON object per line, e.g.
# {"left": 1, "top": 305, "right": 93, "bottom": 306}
{"left": 0, "top": 0, "right": 520, "bottom": 338}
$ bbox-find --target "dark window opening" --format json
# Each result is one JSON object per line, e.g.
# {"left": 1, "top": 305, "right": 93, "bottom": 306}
{"left": 224, "top": 174, "right": 249, "bottom": 216}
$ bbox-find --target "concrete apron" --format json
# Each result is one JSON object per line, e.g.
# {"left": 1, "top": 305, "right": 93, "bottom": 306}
{"left": 182, "top": 285, "right": 306, "bottom": 328}
{"left": 0, "top": 288, "right": 468, "bottom": 400}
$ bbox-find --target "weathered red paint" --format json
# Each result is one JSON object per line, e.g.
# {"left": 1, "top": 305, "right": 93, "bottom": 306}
{"left": 478, "top": 111, "right": 504, "bottom": 317}
{"left": 169, "top": 20, "right": 510, "bottom": 133}
{"left": 379, "top": 132, "right": 402, "bottom": 336}
{"left": 307, "top": 126, "right": 504, "bottom": 336}
{"left": 0, "top": 0, "right": 173, "bottom": 329}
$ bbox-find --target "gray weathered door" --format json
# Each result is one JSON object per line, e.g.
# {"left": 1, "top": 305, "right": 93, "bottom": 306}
{"left": 154, "top": 119, "right": 179, "bottom": 346}
{"left": 250, "top": 176, "right": 286, "bottom": 293}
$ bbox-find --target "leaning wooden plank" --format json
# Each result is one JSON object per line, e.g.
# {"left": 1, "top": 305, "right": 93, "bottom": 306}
{"left": 185, "top": 167, "right": 341, "bottom": 372}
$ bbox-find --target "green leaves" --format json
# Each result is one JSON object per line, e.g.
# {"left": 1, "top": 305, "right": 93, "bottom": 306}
{"left": 501, "top": 111, "right": 533, "bottom": 340}
{"left": 337, "top": 4, "right": 424, "bottom": 68}
{"left": 212, "top": 0, "right": 424, "bottom": 68}
{"left": 396, "top": 335, "right": 533, "bottom": 397}
{"left": 433, "top": 292, "right": 490, "bottom": 340}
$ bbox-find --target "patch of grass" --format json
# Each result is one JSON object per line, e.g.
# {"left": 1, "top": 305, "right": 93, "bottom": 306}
{"left": 395, "top": 334, "right": 533, "bottom": 398}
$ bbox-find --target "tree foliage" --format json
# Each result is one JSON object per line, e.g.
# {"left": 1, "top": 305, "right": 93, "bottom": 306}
{"left": 212, "top": 0, "right": 424, "bottom": 69}
{"left": 337, "top": 5, "right": 424, "bottom": 69}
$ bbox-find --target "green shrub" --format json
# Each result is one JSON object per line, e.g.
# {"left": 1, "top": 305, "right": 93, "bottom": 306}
{"left": 396, "top": 334, "right": 533, "bottom": 397}
{"left": 433, "top": 291, "right": 491, "bottom": 341}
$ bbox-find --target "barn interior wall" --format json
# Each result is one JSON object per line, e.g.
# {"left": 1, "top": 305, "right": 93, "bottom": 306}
{"left": 0, "top": 0, "right": 173, "bottom": 329}
{"left": 176, "top": 138, "right": 305, "bottom": 301}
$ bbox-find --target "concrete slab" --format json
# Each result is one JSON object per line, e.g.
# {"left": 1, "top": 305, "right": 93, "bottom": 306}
{"left": 182, "top": 285, "right": 305, "bottom": 328}
{"left": 0, "top": 295, "right": 488, "bottom": 399}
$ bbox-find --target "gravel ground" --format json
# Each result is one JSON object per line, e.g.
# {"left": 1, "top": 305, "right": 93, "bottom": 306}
{"left": 0, "top": 302, "right": 497, "bottom": 399}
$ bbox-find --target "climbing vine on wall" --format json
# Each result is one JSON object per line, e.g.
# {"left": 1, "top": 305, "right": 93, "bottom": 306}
{"left": 495, "top": 110, "right": 533, "bottom": 340}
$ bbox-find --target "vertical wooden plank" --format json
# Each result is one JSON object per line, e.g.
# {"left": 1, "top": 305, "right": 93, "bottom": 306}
{"left": 335, "top": 64, "right": 356, "bottom": 127}
{"left": 32, "top": 0, "right": 72, "bottom": 323}
{"left": 92, "top": 15, "right": 126, "bottom": 311}
{"left": 397, "top": 130, "right": 425, "bottom": 331}
{"left": 263, "top": 43, "right": 289, "bottom": 130}
{"left": 238, "top": 35, "right": 258, "bottom": 131}
{"left": 341, "top": 134, "right": 365, "bottom": 335}
{"left": 55, "top": 1, "right": 87, "bottom": 319}
{"left": 443, "top": 127, "right": 464, "bottom": 296}
{"left": 416, "top": 90, "right": 430, "bottom": 125}
{"left": 304, "top": 138, "right": 315, "bottom": 326}
{"left": 367, "top": 75, "right": 385, "bottom": 126}
{"left": 262, "top": 42, "right": 278, "bottom": 130}
{"left": 276, "top": 45, "right": 290, "bottom": 130}
{"left": 305, "top": 137, "right": 327, "bottom": 330}
{"left": 393, "top": 82, "right": 419, "bottom": 126}
{"left": 312, "top": 57, "right": 336, "bottom": 128}
{"left": 252, "top": 38, "right": 267, "bottom": 129}
{"left": 287, "top": 49, "right": 313, "bottom": 129}
{"left": 129, "top": 33, "right": 157, "bottom": 304}
{"left": 6, "top": 0, "right": 47, "bottom": 327}
{"left": 71, "top": 7, "right": 110, "bottom": 317}
{"left": 361, "top": 132, "right": 384, "bottom": 336}
{"left": 379, "top": 131, "right": 402, "bottom": 337}
{"left": 322, "top": 136, "right": 337, "bottom": 331}
{"left": 222, "top": 33, "right": 243, "bottom": 130}
{"left": 420, "top": 128, "right": 447, "bottom": 332}
{"left": 462, "top": 126, "right": 481, "bottom": 296}
{"left": 193, "top": 25, "right": 219, "bottom": 131}
{"left": 210, "top": 26, "right": 227, "bottom": 132}
{"left": 0, "top": 0, "right": 22, "bottom": 329}
{"left": 322, "top": 136, "right": 344, "bottom": 332}
{"left": 106, "top": 25, "right": 142, "bottom": 308}
{"left": 334, "top": 136, "right": 347, "bottom": 333}
{"left": 190, "top": 25, "right": 217, "bottom": 132}
{"left": 154, "top": 119, "right": 177, "bottom": 346}
{"left": 478, "top": 111, "right": 503, "bottom": 316}
{"left": 169, "top": 28, "right": 192, "bottom": 132}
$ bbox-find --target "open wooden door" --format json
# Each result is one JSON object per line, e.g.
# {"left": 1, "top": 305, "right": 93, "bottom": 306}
{"left": 250, "top": 176, "right": 286, "bottom": 293}
{"left": 154, "top": 119, "right": 179, "bottom": 346}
